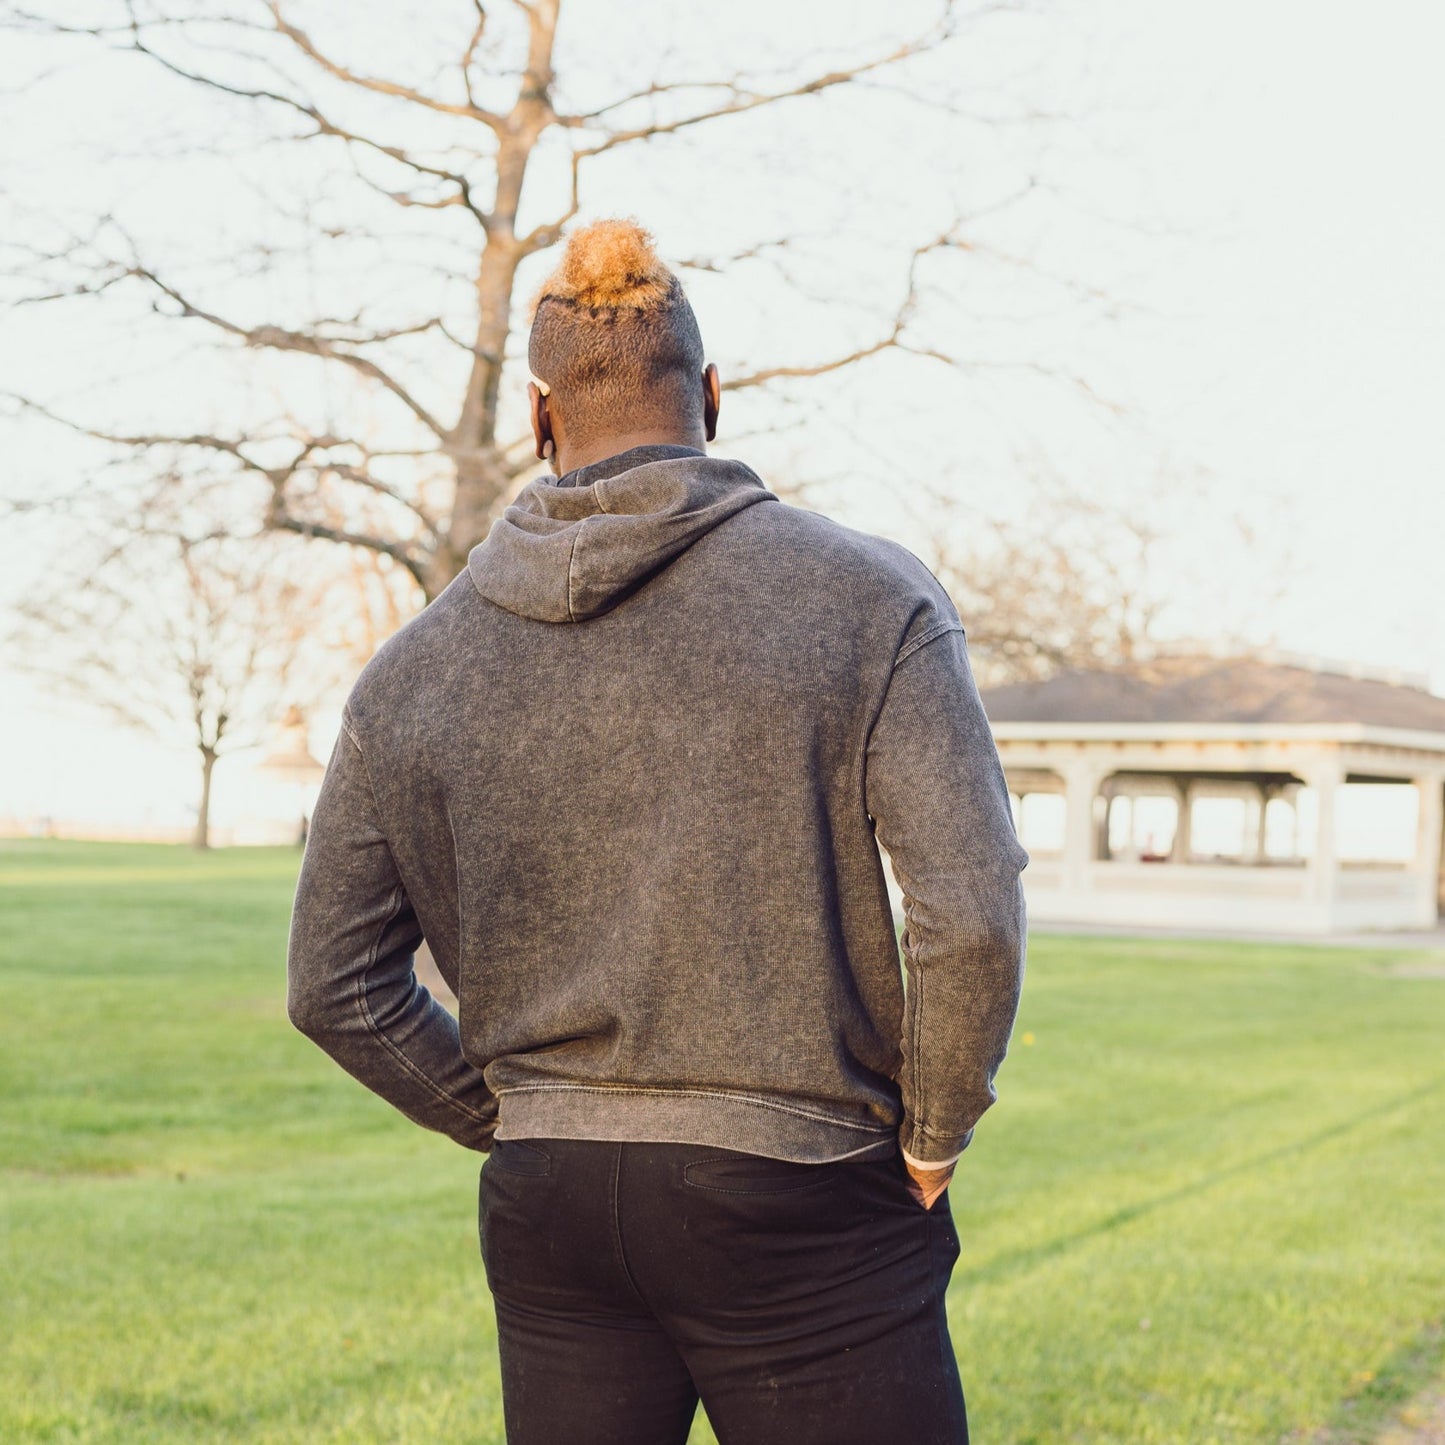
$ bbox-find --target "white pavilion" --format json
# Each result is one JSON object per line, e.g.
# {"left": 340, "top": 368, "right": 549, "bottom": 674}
{"left": 981, "top": 655, "right": 1445, "bottom": 935}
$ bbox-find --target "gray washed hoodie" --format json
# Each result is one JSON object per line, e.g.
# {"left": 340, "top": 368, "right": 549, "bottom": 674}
{"left": 287, "top": 445, "right": 1028, "bottom": 1166}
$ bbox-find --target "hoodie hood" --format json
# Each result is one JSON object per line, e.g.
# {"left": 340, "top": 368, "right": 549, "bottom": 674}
{"left": 468, "top": 445, "right": 777, "bottom": 622}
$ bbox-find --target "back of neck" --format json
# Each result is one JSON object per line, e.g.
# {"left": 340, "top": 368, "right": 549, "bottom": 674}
{"left": 555, "top": 425, "right": 706, "bottom": 476}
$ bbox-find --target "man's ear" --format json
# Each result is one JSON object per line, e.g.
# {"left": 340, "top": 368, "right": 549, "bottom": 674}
{"left": 702, "top": 362, "right": 721, "bottom": 443}
{"left": 529, "top": 381, "right": 554, "bottom": 461}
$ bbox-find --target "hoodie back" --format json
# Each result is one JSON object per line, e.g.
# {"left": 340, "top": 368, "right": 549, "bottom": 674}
{"left": 287, "top": 445, "right": 1027, "bottom": 1166}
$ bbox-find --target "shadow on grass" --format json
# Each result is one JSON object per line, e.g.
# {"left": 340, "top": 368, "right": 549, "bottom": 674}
{"left": 961, "top": 1074, "right": 1445, "bottom": 1289}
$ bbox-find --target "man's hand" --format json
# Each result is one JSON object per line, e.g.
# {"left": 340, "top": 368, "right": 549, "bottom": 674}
{"left": 903, "top": 1157, "right": 955, "bottom": 1211}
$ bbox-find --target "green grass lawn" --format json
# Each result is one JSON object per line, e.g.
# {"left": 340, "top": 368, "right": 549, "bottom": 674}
{"left": 1, "top": 839, "right": 1442, "bottom": 1444}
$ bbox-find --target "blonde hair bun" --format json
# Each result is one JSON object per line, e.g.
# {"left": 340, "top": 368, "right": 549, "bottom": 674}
{"left": 536, "top": 218, "right": 675, "bottom": 312}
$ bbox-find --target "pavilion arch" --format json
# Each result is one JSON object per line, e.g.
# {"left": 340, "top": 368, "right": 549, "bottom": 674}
{"left": 1097, "top": 769, "right": 1311, "bottom": 866}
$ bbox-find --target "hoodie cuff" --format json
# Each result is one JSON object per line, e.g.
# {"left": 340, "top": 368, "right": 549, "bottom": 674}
{"left": 899, "top": 1124, "right": 972, "bottom": 1169}
{"left": 901, "top": 1144, "right": 965, "bottom": 1171}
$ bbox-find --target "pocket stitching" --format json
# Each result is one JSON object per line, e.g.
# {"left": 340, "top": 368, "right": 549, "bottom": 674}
{"left": 682, "top": 1155, "right": 840, "bottom": 1195}
{"left": 488, "top": 1139, "right": 552, "bottom": 1177}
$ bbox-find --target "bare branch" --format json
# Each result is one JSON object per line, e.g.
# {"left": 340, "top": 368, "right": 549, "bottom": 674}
{"left": 519, "top": 6, "right": 970, "bottom": 255}
{"left": 105, "top": 19, "right": 492, "bottom": 225}
{"left": 460, "top": 0, "right": 490, "bottom": 112}
{"left": 564, "top": 77, "right": 758, "bottom": 125}
{"left": 4, "top": 390, "right": 443, "bottom": 554}
{"left": 3, "top": 389, "right": 256, "bottom": 463}
{"left": 265, "top": 2, "right": 504, "bottom": 130}
{"left": 727, "top": 338, "right": 901, "bottom": 391}
{"left": 558, "top": 4, "right": 961, "bottom": 149}
{"left": 673, "top": 236, "right": 794, "bottom": 274}
{"left": 123, "top": 258, "right": 450, "bottom": 438}
{"left": 318, "top": 459, "right": 429, "bottom": 512}
{"left": 730, "top": 211, "right": 1126, "bottom": 414}
{"left": 266, "top": 504, "right": 429, "bottom": 591}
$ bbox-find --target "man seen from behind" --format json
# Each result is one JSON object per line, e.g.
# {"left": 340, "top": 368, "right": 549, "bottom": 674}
{"left": 287, "top": 218, "right": 1029, "bottom": 1445}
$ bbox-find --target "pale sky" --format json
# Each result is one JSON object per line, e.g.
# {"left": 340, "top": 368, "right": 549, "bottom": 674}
{"left": 2, "top": 0, "right": 1443, "bottom": 837}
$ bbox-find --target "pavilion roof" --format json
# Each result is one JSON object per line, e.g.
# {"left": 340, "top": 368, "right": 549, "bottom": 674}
{"left": 980, "top": 656, "right": 1445, "bottom": 734}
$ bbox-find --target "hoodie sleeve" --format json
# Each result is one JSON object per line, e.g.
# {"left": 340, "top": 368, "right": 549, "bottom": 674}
{"left": 864, "top": 623, "right": 1028, "bottom": 1167}
{"left": 286, "top": 714, "right": 498, "bottom": 1151}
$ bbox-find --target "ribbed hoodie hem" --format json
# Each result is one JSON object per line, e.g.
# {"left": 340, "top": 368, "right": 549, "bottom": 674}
{"left": 493, "top": 1082, "right": 898, "bottom": 1164}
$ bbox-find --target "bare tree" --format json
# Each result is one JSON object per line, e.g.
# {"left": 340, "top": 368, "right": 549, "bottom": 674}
{"left": 0, "top": 0, "right": 1114, "bottom": 602}
{"left": 926, "top": 461, "right": 1282, "bottom": 687}
{"left": 927, "top": 479, "right": 1170, "bottom": 687}
{"left": 11, "top": 534, "right": 337, "bottom": 847}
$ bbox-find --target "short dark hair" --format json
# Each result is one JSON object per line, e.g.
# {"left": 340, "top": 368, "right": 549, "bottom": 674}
{"left": 528, "top": 219, "right": 705, "bottom": 438}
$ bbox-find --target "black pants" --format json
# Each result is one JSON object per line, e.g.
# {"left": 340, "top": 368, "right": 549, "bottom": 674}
{"left": 478, "top": 1137, "right": 968, "bottom": 1445}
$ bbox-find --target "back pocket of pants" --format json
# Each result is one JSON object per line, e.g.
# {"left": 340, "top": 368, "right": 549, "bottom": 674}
{"left": 486, "top": 1137, "right": 552, "bottom": 1177}
{"left": 682, "top": 1150, "right": 839, "bottom": 1195}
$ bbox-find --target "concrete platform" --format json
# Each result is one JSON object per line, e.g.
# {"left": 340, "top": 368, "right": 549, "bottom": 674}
{"left": 1029, "top": 919, "right": 1445, "bottom": 952}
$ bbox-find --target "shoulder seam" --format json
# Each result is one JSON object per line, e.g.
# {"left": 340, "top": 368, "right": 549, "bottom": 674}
{"left": 894, "top": 620, "right": 963, "bottom": 669}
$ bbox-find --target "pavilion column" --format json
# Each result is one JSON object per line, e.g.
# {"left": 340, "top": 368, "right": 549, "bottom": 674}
{"left": 1095, "top": 776, "right": 1117, "bottom": 860}
{"left": 1254, "top": 783, "right": 1273, "bottom": 862}
{"left": 1284, "top": 782, "right": 1304, "bottom": 859}
{"left": 1061, "top": 760, "right": 1105, "bottom": 896}
{"left": 1170, "top": 778, "right": 1194, "bottom": 864}
{"left": 1413, "top": 772, "right": 1444, "bottom": 926}
{"left": 1306, "top": 760, "right": 1344, "bottom": 920}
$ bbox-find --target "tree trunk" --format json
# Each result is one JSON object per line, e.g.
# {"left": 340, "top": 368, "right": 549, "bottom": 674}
{"left": 194, "top": 748, "right": 217, "bottom": 850}
{"left": 430, "top": 5, "right": 559, "bottom": 600}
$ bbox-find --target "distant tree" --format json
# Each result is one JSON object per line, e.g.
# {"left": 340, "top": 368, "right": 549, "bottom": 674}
{"left": 12, "top": 534, "right": 337, "bottom": 847}
{"left": 924, "top": 460, "right": 1255, "bottom": 687}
